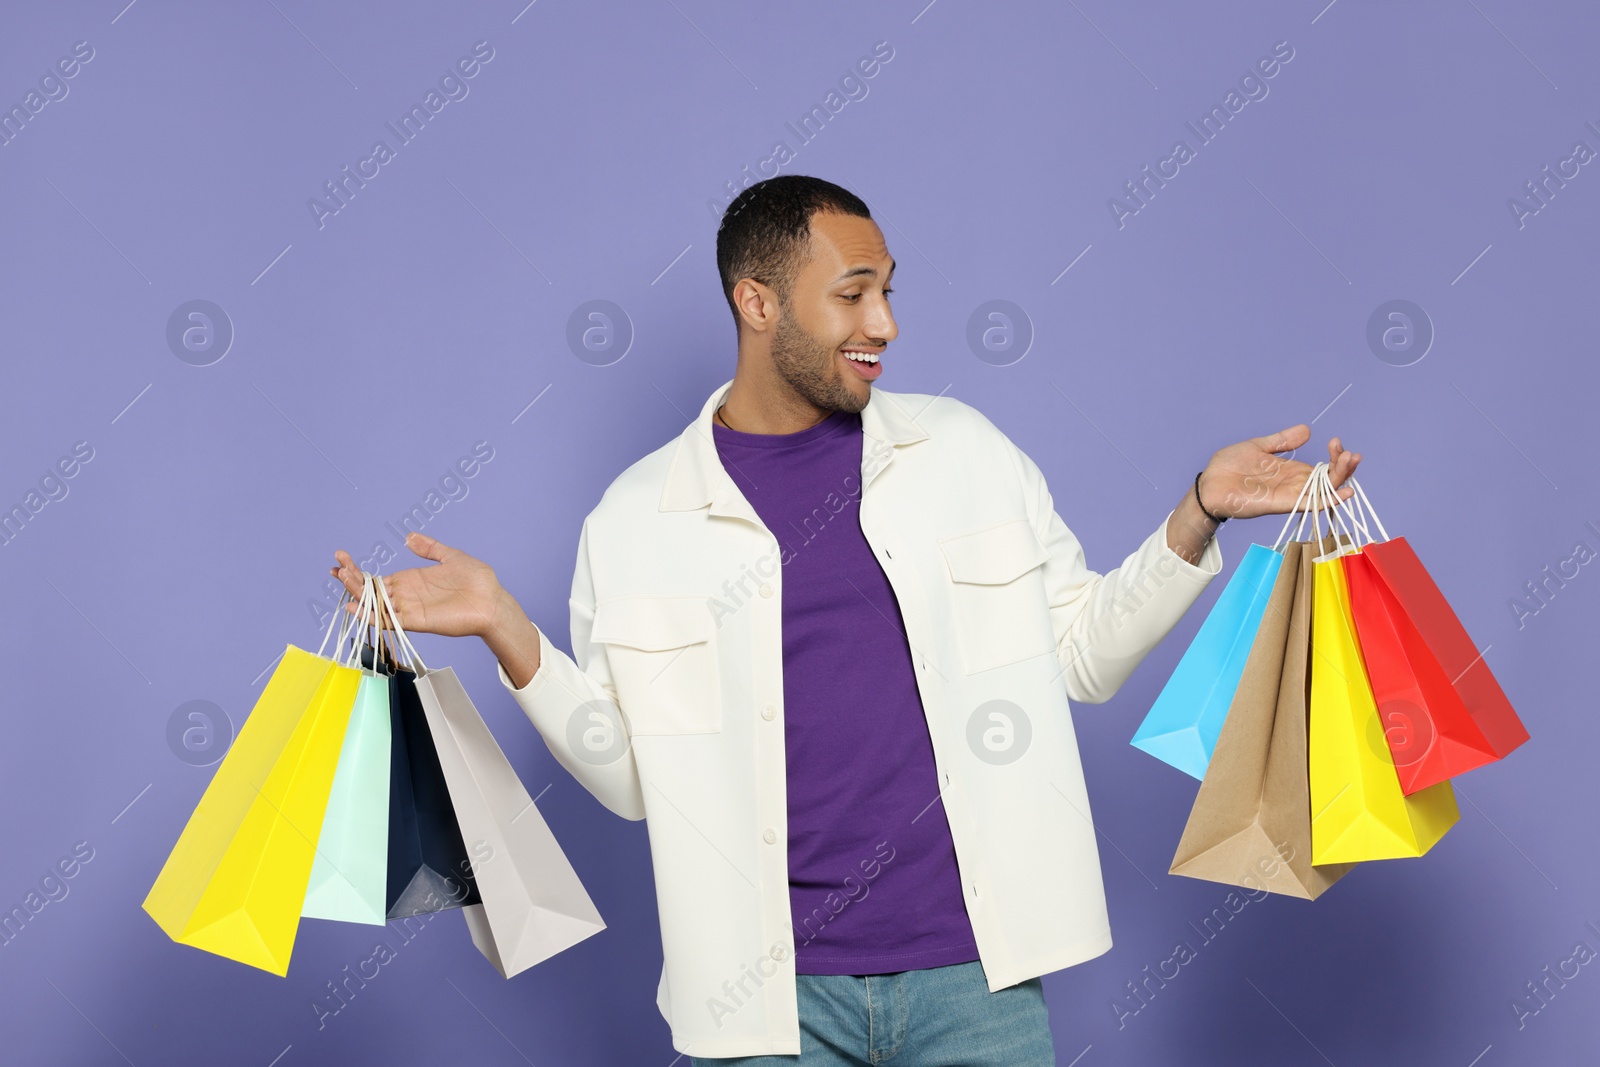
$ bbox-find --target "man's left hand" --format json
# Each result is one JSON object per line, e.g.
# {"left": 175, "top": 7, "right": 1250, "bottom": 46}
{"left": 1199, "top": 424, "right": 1361, "bottom": 521}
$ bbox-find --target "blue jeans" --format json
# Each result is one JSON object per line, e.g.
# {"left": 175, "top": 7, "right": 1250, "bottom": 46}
{"left": 690, "top": 959, "right": 1055, "bottom": 1065}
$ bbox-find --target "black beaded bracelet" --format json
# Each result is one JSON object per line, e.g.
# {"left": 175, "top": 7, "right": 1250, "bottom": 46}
{"left": 1194, "top": 470, "right": 1228, "bottom": 525}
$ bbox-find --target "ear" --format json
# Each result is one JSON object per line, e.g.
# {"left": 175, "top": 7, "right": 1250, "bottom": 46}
{"left": 733, "top": 277, "right": 779, "bottom": 335}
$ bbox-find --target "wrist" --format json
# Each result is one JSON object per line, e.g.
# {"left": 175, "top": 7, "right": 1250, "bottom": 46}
{"left": 484, "top": 585, "right": 528, "bottom": 639}
{"left": 1166, "top": 490, "right": 1218, "bottom": 565}
{"left": 1180, "top": 480, "right": 1220, "bottom": 535}
{"left": 481, "top": 588, "right": 542, "bottom": 689}
{"left": 1194, "top": 469, "right": 1229, "bottom": 525}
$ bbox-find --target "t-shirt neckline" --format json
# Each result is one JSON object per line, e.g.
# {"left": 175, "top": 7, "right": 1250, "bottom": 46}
{"left": 712, "top": 407, "right": 859, "bottom": 449}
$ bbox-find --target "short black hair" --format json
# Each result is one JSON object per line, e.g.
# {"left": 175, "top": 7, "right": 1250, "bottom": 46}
{"left": 715, "top": 175, "right": 872, "bottom": 333}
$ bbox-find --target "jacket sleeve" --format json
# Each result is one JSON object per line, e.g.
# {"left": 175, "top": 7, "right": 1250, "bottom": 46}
{"left": 496, "top": 514, "right": 647, "bottom": 820}
{"left": 1003, "top": 432, "right": 1223, "bottom": 704}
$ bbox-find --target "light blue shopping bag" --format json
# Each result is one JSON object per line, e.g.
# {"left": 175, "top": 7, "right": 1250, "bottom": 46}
{"left": 1131, "top": 469, "right": 1326, "bottom": 779}
{"left": 1130, "top": 542, "right": 1284, "bottom": 779}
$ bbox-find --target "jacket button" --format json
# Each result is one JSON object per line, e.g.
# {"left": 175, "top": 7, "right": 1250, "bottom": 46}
{"left": 763, "top": 828, "right": 777, "bottom": 844}
{"left": 760, "top": 583, "right": 774, "bottom": 598}
{"left": 761, "top": 704, "right": 777, "bottom": 720}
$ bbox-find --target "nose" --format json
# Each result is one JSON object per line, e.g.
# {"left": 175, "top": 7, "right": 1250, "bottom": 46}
{"left": 865, "top": 294, "right": 898, "bottom": 345}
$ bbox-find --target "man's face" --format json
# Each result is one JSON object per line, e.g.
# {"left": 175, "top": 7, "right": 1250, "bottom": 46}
{"left": 768, "top": 211, "right": 897, "bottom": 415}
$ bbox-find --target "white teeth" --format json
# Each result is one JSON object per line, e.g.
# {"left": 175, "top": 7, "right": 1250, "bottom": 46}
{"left": 843, "top": 351, "right": 879, "bottom": 363}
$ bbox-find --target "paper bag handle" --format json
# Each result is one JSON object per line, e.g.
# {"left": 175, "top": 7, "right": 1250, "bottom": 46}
{"left": 1305, "top": 455, "right": 1390, "bottom": 551}
{"left": 1271, "top": 462, "right": 1326, "bottom": 552}
{"left": 1315, "top": 465, "right": 1364, "bottom": 558}
{"left": 340, "top": 572, "right": 381, "bottom": 670}
{"left": 316, "top": 577, "right": 356, "bottom": 660}
{"left": 375, "top": 573, "right": 429, "bottom": 675}
{"left": 1343, "top": 476, "right": 1391, "bottom": 545}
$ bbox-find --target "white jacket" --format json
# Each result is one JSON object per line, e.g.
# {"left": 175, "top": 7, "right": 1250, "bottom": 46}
{"left": 498, "top": 378, "right": 1222, "bottom": 1058}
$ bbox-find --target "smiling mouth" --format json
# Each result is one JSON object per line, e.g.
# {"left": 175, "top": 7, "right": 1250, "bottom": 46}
{"left": 842, "top": 347, "right": 883, "bottom": 380}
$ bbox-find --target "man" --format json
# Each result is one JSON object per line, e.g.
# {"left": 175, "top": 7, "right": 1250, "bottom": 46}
{"left": 331, "top": 175, "right": 1359, "bottom": 1064}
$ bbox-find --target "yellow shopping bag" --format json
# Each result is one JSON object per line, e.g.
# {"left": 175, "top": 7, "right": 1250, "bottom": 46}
{"left": 143, "top": 635, "right": 361, "bottom": 975}
{"left": 1307, "top": 469, "right": 1458, "bottom": 864}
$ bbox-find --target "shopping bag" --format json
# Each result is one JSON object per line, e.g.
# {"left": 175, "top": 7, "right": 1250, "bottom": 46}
{"left": 1341, "top": 478, "right": 1528, "bottom": 788}
{"left": 385, "top": 658, "right": 485, "bottom": 917}
{"left": 376, "top": 585, "right": 483, "bottom": 919}
{"left": 1306, "top": 471, "right": 1458, "bottom": 864}
{"left": 1133, "top": 474, "right": 1321, "bottom": 779}
{"left": 1170, "top": 539, "right": 1354, "bottom": 898}
{"left": 1131, "top": 545, "right": 1283, "bottom": 779}
{"left": 302, "top": 575, "right": 393, "bottom": 925}
{"left": 377, "top": 577, "right": 606, "bottom": 976}
{"left": 1342, "top": 550, "right": 1496, "bottom": 795}
{"left": 143, "top": 596, "right": 362, "bottom": 975}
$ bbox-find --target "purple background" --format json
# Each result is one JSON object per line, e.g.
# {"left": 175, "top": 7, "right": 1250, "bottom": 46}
{"left": 2, "top": 1, "right": 1596, "bottom": 1063}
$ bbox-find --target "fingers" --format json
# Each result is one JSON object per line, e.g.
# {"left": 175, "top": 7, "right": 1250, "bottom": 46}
{"left": 329, "top": 549, "right": 365, "bottom": 598}
{"left": 1251, "top": 423, "right": 1310, "bottom": 455}
{"left": 1325, "top": 438, "right": 1362, "bottom": 487}
{"left": 405, "top": 530, "right": 450, "bottom": 563}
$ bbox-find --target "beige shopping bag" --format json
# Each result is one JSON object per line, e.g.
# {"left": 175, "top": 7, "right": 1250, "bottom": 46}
{"left": 1171, "top": 538, "right": 1354, "bottom": 899}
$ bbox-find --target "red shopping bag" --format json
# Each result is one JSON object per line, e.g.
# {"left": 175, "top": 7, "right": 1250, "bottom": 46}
{"left": 1342, "top": 549, "right": 1499, "bottom": 794}
{"left": 1338, "top": 480, "right": 1529, "bottom": 790}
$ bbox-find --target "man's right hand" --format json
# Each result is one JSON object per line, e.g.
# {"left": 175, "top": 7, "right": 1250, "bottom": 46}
{"left": 331, "top": 531, "right": 542, "bottom": 686}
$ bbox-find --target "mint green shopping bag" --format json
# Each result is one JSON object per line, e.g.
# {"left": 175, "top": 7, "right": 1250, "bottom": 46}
{"left": 302, "top": 575, "right": 393, "bottom": 925}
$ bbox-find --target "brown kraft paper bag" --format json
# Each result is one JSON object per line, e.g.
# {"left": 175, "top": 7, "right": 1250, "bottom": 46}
{"left": 1169, "top": 538, "right": 1355, "bottom": 899}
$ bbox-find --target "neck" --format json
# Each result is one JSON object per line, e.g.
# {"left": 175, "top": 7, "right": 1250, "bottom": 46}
{"left": 716, "top": 384, "right": 834, "bottom": 436}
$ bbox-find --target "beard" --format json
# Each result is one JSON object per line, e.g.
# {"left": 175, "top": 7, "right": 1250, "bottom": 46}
{"left": 769, "top": 305, "right": 869, "bottom": 416}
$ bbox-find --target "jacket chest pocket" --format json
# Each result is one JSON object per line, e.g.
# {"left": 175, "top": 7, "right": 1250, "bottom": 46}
{"left": 590, "top": 595, "right": 723, "bottom": 735}
{"left": 938, "top": 518, "right": 1058, "bottom": 674}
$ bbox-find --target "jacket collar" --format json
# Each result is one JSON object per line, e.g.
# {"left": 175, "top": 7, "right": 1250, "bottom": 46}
{"left": 659, "top": 377, "right": 931, "bottom": 514}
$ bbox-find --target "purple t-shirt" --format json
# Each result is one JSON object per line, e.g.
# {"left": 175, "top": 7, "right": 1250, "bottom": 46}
{"left": 712, "top": 407, "right": 980, "bottom": 975}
